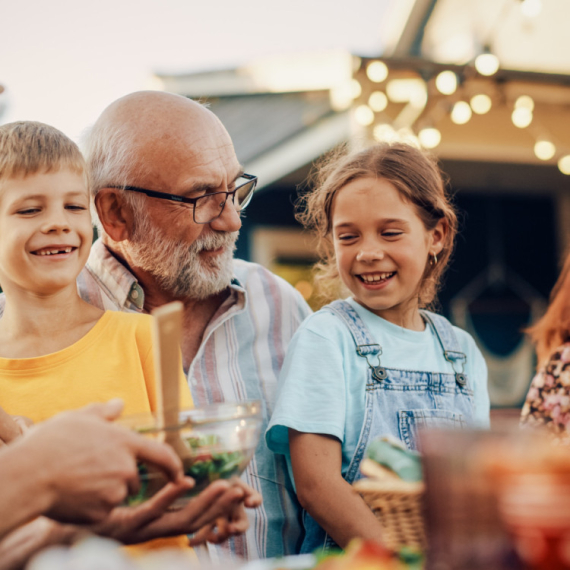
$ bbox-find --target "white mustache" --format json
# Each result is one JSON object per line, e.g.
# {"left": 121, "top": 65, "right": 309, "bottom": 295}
{"left": 192, "top": 231, "right": 238, "bottom": 253}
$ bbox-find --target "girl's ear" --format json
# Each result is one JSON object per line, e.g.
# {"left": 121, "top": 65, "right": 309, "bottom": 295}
{"left": 94, "top": 189, "right": 134, "bottom": 242}
{"left": 430, "top": 218, "right": 448, "bottom": 255}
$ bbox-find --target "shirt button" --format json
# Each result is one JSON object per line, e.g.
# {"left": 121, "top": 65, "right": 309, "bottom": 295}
{"left": 131, "top": 290, "right": 139, "bottom": 300}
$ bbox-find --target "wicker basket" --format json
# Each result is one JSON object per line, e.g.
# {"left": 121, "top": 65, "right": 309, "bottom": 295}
{"left": 353, "top": 459, "right": 426, "bottom": 552}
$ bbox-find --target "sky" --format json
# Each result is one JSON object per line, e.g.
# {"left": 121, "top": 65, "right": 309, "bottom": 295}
{"left": 1, "top": 0, "right": 391, "bottom": 142}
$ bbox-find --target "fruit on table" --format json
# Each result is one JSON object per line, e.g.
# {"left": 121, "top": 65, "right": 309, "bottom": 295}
{"left": 311, "top": 540, "right": 423, "bottom": 570}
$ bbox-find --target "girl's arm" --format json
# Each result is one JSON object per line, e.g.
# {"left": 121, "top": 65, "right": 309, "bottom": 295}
{"left": 289, "top": 429, "right": 385, "bottom": 549}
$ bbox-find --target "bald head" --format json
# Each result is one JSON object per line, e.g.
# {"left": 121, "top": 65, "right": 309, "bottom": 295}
{"left": 83, "top": 91, "right": 237, "bottom": 196}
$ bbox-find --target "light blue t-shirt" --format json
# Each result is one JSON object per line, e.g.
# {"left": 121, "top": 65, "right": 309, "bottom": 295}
{"left": 266, "top": 297, "right": 490, "bottom": 484}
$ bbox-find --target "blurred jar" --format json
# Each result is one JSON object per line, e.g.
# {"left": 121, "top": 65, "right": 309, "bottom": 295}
{"left": 419, "top": 425, "right": 520, "bottom": 570}
{"left": 487, "top": 429, "right": 570, "bottom": 570}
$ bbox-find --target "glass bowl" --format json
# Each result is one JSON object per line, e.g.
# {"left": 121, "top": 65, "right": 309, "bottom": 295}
{"left": 120, "top": 400, "right": 262, "bottom": 507}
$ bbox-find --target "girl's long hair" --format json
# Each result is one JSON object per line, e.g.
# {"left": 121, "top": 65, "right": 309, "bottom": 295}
{"left": 527, "top": 251, "right": 570, "bottom": 366}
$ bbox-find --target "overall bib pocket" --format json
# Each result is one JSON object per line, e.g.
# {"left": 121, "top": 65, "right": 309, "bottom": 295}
{"left": 398, "top": 409, "right": 468, "bottom": 450}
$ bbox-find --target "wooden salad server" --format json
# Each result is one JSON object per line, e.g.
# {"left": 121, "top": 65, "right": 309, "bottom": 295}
{"left": 152, "top": 301, "right": 191, "bottom": 460}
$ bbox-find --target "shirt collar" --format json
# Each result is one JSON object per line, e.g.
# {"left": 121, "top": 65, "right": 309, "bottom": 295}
{"left": 86, "top": 239, "right": 145, "bottom": 311}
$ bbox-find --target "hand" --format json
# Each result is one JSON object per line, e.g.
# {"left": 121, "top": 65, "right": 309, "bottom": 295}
{"left": 188, "top": 478, "right": 262, "bottom": 546}
{"left": 19, "top": 399, "right": 184, "bottom": 525}
{"left": 0, "top": 406, "right": 31, "bottom": 447}
{"left": 92, "top": 478, "right": 260, "bottom": 545}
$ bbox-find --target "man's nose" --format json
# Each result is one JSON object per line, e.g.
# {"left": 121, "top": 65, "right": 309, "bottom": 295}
{"left": 209, "top": 195, "right": 242, "bottom": 233}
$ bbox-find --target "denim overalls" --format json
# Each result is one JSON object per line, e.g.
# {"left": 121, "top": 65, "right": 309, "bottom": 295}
{"left": 300, "top": 300, "right": 475, "bottom": 554}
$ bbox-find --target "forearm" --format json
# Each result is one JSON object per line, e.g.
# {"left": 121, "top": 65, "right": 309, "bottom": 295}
{"left": 0, "top": 518, "right": 83, "bottom": 570}
{"left": 299, "top": 474, "right": 384, "bottom": 548}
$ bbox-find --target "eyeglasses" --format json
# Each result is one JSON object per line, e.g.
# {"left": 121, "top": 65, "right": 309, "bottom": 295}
{"left": 112, "top": 173, "right": 257, "bottom": 224}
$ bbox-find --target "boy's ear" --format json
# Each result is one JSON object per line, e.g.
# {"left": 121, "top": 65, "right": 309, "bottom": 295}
{"left": 94, "top": 189, "right": 134, "bottom": 243}
{"left": 431, "top": 218, "right": 448, "bottom": 255}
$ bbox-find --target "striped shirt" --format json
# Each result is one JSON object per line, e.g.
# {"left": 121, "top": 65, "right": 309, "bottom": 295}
{"left": 77, "top": 240, "right": 312, "bottom": 561}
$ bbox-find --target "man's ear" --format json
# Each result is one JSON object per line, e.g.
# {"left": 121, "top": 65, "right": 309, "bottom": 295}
{"left": 94, "top": 189, "right": 133, "bottom": 243}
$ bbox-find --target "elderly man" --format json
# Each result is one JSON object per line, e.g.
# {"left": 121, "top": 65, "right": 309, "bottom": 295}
{"left": 78, "top": 90, "right": 311, "bottom": 561}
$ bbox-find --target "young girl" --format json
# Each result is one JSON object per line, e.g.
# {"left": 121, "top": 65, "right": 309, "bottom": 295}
{"left": 266, "top": 142, "right": 490, "bottom": 552}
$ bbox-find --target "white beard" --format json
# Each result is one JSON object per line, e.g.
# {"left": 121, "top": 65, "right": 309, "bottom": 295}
{"left": 127, "top": 211, "right": 238, "bottom": 301}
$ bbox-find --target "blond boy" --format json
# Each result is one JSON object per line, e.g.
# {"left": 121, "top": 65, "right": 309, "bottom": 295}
{"left": 0, "top": 121, "right": 192, "bottom": 420}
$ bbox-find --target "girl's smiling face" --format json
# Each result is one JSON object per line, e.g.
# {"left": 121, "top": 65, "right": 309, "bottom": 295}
{"left": 0, "top": 169, "right": 92, "bottom": 297}
{"left": 331, "top": 176, "right": 445, "bottom": 329}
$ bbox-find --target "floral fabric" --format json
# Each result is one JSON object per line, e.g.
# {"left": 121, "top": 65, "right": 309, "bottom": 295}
{"left": 521, "top": 341, "right": 570, "bottom": 439}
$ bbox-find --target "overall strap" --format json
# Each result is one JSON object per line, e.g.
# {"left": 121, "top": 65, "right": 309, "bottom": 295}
{"left": 420, "top": 310, "right": 468, "bottom": 387}
{"left": 323, "top": 300, "right": 387, "bottom": 382}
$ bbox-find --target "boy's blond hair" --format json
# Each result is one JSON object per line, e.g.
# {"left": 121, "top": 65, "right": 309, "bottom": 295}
{"left": 0, "top": 121, "right": 86, "bottom": 184}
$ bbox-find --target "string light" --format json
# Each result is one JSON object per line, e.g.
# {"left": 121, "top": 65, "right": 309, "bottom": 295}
{"left": 354, "top": 105, "right": 374, "bottom": 126}
{"left": 368, "top": 91, "right": 388, "bottom": 112}
{"left": 418, "top": 127, "right": 442, "bottom": 149}
{"left": 534, "top": 140, "right": 556, "bottom": 161}
{"left": 373, "top": 124, "right": 397, "bottom": 142}
{"left": 558, "top": 155, "right": 570, "bottom": 175}
{"left": 470, "top": 94, "right": 492, "bottom": 114}
{"left": 386, "top": 78, "right": 427, "bottom": 107}
{"left": 330, "top": 83, "right": 354, "bottom": 111}
{"left": 512, "top": 107, "right": 533, "bottom": 128}
{"left": 475, "top": 52, "right": 500, "bottom": 76}
{"left": 397, "top": 128, "right": 421, "bottom": 148}
{"left": 435, "top": 71, "right": 458, "bottom": 95}
{"left": 515, "top": 95, "right": 534, "bottom": 111}
{"left": 366, "top": 61, "right": 389, "bottom": 83}
{"left": 451, "top": 101, "right": 472, "bottom": 124}
{"left": 350, "top": 79, "right": 362, "bottom": 99}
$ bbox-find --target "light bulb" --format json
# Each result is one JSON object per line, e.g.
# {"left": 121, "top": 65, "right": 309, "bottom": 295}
{"left": 368, "top": 91, "right": 388, "bottom": 112}
{"left": 354, "top": 105, "right": 374, "bottom": 126}
{"left": 512, "top": 107, "right": 533, "bottom": 128}
{"left": 435, "top": 71, "right": 457, "bottom": 95}
{"left": 330, "top": 83, "right": 354, "bottom": 111}
{"left": 350, "top": 79, "right": 362, "bottom": 99}
{"left": 470, "top": 94, "right": 492, "bottom": 114}
{"left": 515, "top": 95, "right": 534, "bottom": 111}
{"left": 386, "top": 79, "right": 427, "bottom": 107}
{"left": 534, "top": 140, "right": 556, "bottom": 161}
{"left": 451, "top": 101, "right": 472, "bottom": 125}
{"left": 475, "top": 52, "right": 500, "bottom": 76}
{"left": 418, "top": 127, "right": 442, "bottom": 149}
{"left": 397, "top": 128, "right": 421, "bottom": 148}
{"left": 558, "top": 155, "right": 570, "bottom": 175}
{"left": 373, "top": 123, "right": 396, "bottom": 142}
{"left": 366, "top": 61, "right": 388, "bottom": 83}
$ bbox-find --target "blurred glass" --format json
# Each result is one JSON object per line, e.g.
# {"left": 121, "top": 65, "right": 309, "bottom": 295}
{"left": 419, "top": 425, "right": 520, "bottom": 570}
{"left": 486, "top": 428, "right": 570, "bottom": 570}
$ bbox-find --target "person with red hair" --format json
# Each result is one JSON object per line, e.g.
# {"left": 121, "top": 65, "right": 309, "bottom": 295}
{"left": 521, "top": 251, "right": 570, "bottom": 439}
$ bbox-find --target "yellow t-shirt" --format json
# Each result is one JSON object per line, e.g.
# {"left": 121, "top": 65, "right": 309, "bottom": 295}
{"left": 0, "top": 310, "right": 194, "bottom": 551}
{"left": 0, "top": 311, "right": 192, "bottom": 421}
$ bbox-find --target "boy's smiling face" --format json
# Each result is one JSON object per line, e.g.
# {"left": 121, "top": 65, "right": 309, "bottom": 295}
{"left": 0, "top": 169, "right": 92, "bottom": 297}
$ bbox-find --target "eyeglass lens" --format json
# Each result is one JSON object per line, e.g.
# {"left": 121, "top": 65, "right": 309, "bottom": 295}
{"left": 193, "top": 177, "right": 256, "bottom": 224}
